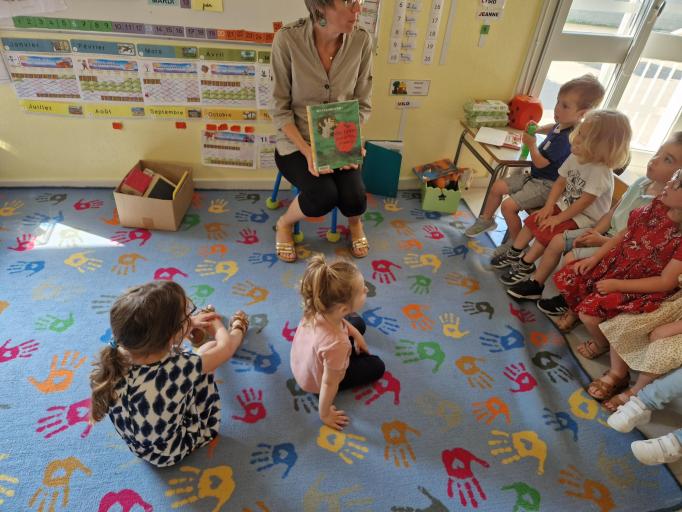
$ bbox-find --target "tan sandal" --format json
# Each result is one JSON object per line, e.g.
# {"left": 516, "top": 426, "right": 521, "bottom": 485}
{"left": 275, "top": 219, "right": 297, "bottom": 263}
{"left": 576, "top": 339, "right": 609, "bottom": 360}
{"left": 350, "top": 237, "right": 370, "bottom": 258}
{"left": 587, "top": 371, "right": 630, "bottom": 402}
{"left": 229, "top": 310, "right": 249, "bottom": 335}
{"left": 555, "top": 310, "right": 578, "bottom": 333}
{"left": 604, "top": 389, "right": 634, "bottom": 412}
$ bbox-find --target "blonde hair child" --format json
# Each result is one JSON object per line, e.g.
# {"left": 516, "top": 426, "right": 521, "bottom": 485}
{"left": 90, "top": 281, "right": 248, "bottom": 467}
{"left": 290, "top": 254, "right": 385, "bottom": 430}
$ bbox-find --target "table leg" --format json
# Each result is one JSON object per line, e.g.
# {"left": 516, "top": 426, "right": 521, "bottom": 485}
{"left": 453, "top": 131, "right": 466, "bottom": 166}
{"left": 479, "top": 163, "right": 507, "bottom": 216}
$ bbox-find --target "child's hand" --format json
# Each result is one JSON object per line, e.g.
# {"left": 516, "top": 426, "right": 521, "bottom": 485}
{"left": 534, "top": 206, "right": 554, "bottom": 223}
{"left": 539, "top": 215, "right": 562, "bottom": 231}
{"left": 575, "top": 229, "right": 606, "bottom": 247}
{"left": 208, "top": 316, "right": 227, "bottom": 337}
{"left": 320, "top": 405, "right": 349, "bottom": 430}
{"left": 191, "top": 310, "right": 219, "bottom": 330}
{"left": 354, "top": 334, "right": 370, "bottom": 355}
{"left": 522, "top": 130, "right": 536, "bottom": 147}
{"left": 595, "top": 279, "right": 620, "bottom": 295}
{"left": 573, "top": 257, "right": 598, "bottom": 275}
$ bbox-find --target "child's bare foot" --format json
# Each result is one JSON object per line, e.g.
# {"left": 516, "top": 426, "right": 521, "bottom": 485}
{"left": 349, "top": 220, "right": 369, "bottom": 258}
{"left": 275, "top": 218, "right": 297, "bottom": 263}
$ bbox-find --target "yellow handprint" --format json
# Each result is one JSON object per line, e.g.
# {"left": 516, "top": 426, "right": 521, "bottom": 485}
{"left": 208, "top": 198, "right": 229, "bottom": 214}
{"left": 112, "top": 253, "right": 146, "bottom": 275}
{"left": 195, "top": 259, "right": 239, "bottom": 282}
{"left": 467, "top": 239, "right": 493, "bottom": 256}
{"left": 404, "top": 253, "right": 441, "bottom": 273}
{"left": 28, "top": 351, "right": 87, "bottom": 394}
{"left": 317, "top": 426, "right": 369, "bottom": 465}
{"left": 0, "top": 301, "right": 8, "bottom": 315}
{"left": 558, "top": 465, "right": 615, "bottom": 512}
{"left": 381, "top": 420, "right": 421, "bottom": 468}
{"left": 0, "top": 454, "right": 18, "bottom": 507}
{"left": 439, "top": 313, "right": 470, "bottom": 339}
{"left": 414, "top": 391, "right": 462, "bottom": 432}
{"left": 295, "top": 244, "right": 312, "bottom": 259}
{"left": 0, "top": 200, "right": 24, "bottom": 217}
{"left": 445, "top": 272, "right": 480, "bottom": 295}
{"left": 232, "top": 280, "right": 269, "bottom": 306}
{"left": 568, "top": 388, "right": 608, "bottom": 427}
{"left": 166, "top": 465, "right": 235, "bottom": 512}
{"left": 204, "top": 222, "right": 229, "bottom": 240}
{"left": 158, "top": 242, "right": 192, "bottom": 258}
{"left": 455, "top": 355, "right": 494, "bottom": 389}
{"left": 383, "top": 198, "right": 402, "bottom": 212}
{"left": 472, "top": 396, "right": 511, "bottom": 425}
{"left": 64, "top": 251, "right": 103, "bottom": 273}
{"left": 29, "top": 456, "right": 91, "bottom": 512}
{"left": 488, "top": 429, "right": 547, "bottom": 475}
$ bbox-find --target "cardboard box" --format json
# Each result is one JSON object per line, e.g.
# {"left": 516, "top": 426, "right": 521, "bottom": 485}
{"left": 420, "top": 181, "right": 461, "bottom": 213}
{"left": 114, "top": 160, "right": 194, "bottom": 231}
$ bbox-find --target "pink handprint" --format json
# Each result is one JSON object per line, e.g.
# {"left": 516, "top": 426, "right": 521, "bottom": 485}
{"left": 0, "top": 338, "right": 39, "bottom": 363}
{"left": 371, "top": 259, "right": 402, "bottom": 284}
{"left": 35, "top": 397, "right": 93, "bottom": 439}
{"left": 153, "top": 267, "right": 189, "bottom": 281}
{"left": 442, "top": 447, "right": 490, "bottom": 508}
{"left": 504, "top": 363, "right": 538, "bottom": 393}
{"left": 9, "top": 233, "right": 36, "bottom": 251}
{"left": 354, "top": 371, "right": 400, "bottom": 405}
{"left": 237, "top": 228, "right": 259, "bottom": 245}
{"left": 232, "top": 388, "right": 267, "bottom": 424}
{"left": 509, "top": 303, "right": 536, "bottom": 324}
{"left": 282, "top": 320, "right": 297, "bottom": 342}
{"left": 73, "top": 198, "right": 103, "bottom": 210}
{"left": 98, "top": 489, "right": 153, "bottom": 512}
{"left": 110, "top": 229, "right": 152, "bottom": 247}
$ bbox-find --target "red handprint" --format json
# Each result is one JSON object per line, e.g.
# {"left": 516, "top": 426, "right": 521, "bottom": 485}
{"left": 98, "top": 489, "right": 153, "bottom": 512}
{"left": 110, "top": 229, "right": 152, "bottom": 247}
{"left": 354, "top": 371, "right": 400, "bottom": 405}
{"left": 503, "top": 363, "right": 538, "bottom": 393}
{"left": 8, "top": 233, "right": 36, "bottom": 252}
{"left": 442, "top": 447, "right": 490, "bottom": 508}
{"left": 237, "top": 228, "right": 259, "bottom": 245}
{"left": 73, "top": 198, "right": 103, "bottom": 210}
{"left": 509, "top": 303, "right": 536, "bottom": 324}
{"left": 371, "top": 259, "right": 402, "bottom": 284}
{"left": 0, "top": 338, "right": 39, "bottom": 363}
{"left": 282, "top": 320, "right": 297, "bottom": 342}
{"left": 153, "top": 267, "right": 189, "bottom": 281}
{"left": 423, "top": 225, "right": 444, "bottom": 240}
{"left": 35, "top": 397, "right": 93, "bottom": 439}
{"left": 232, "top": 388, "right": 267, "bottom": 424}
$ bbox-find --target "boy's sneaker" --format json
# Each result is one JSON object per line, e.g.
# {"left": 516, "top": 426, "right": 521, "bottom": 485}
{"left": 465, "top": 217, "right": 497, "bottom": 237}
{"left": 607, "top": 396, "right": 652, "bottom": 433}
{"left": 631, "top": 433, "right": 682, "bottom": 465}
{"left": 490, "top": 248, "right": 521, "bottom": 269}
{"left": 500, "top": 261, "right": 536, "bottom": 286}
{"left": 493, "top": 240, "right": 513, "bottom": 257}
{"left": 537, "top": 295, "right": 569, "bottom": 316}
{"left": 507, "top": 279, "right": 544, "bottom": 300}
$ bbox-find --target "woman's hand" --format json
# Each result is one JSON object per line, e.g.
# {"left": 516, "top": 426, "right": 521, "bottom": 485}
{"left": 320, "top": 405, "right": 349, "bottom": 430}
{"left": 338, "top": 146, "right": 366, "bottom": 171}
{"left": 573, "top": 256, "right": 598, "bottom": 275}
{"left": 302, "top": 145, "right": 322, "bottom": 177}
{"left": 596, "top": 279, "right": 620, "bottom": 295}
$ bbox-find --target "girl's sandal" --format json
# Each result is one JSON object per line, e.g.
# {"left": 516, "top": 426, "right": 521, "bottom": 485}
{"left": 189, "top": 305, "right": 216, "bottom": 348}
{"left": 587, "top": 371, "right": 630, "bottom": 402}
{"left": 229, "top": 310, "right": 250, "bottom": 335}
{"left": 603, "top": 389, "right": 634, "bottom": 413}
{"left": 555, "top": 311, "right": 578, "bottom": 333}
{"left": 350, "top": 237, "right": 370, "bottom": 259}
{"left": 275, "top": 220, "right": 297, "bottom": 263}
{"left": 576, "top": 339, "right": 609, "bottom": 360}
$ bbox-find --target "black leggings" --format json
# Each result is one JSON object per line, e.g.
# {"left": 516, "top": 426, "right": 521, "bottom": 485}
{"left": 274, "top": 150, "right": 367, "bottom": 218}
{"left": 338, "top": 315, "right": 385, "bottom": 391}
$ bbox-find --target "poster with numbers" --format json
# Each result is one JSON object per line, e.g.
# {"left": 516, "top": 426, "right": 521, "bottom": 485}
{"left": 4, "top": 53, "right": 80, "bottom": 100}
{"left": 140, "top": 61, "right": 201, "bottom": 105}
{"left": 202, "top": 130, "right": 257, "bottom": 168}
{"left": 75, "top": 58, "right": 143, "bottom": 103}
{"left": 199, "top": 62, "right": 256, "bottom": 107}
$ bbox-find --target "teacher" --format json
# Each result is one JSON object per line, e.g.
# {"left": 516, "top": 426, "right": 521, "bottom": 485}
{"left": 270, "top": 0, "right": 373, "bottom": 262}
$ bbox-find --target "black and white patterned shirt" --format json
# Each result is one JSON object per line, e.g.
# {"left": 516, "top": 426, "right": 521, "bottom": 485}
{"left": 108, "top": 350, "right": 221, "bottom": 467}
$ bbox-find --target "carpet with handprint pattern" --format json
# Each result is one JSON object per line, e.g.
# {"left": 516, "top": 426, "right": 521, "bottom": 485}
{"left": 0, "top": 187, "right": 680, "bottom": 512}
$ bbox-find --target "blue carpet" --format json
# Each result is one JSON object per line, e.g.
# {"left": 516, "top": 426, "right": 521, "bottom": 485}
{"left": 0, "top": 187, "right": 680, "bottom": 511}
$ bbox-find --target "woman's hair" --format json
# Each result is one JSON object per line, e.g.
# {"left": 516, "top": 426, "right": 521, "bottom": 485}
{"left": 89, "top": 281, "right": 187, "bottom": 422}
{"left": 300, "top": 254, "right": 362, "bottom": 319}
{"left": 570, "top": 109, "right": 632, "bottom": 169}
{"left": 304, "top": 0, "right": 335, "bottom": 21}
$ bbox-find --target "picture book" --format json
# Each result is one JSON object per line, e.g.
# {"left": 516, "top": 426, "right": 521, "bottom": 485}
{"left": 306, "top": 99, "right": 363, "bottom": 171}
{"left": 120, "top": 166, "right": 154, "bottom": 196}
{"left": 413, "top": 158, "right": 465, "bottom": 183}
{"left": 474, "top": 127, "right": 522, "bottom": 149}
{"left": 144, "top": 174, "right": 177, "bottom": 200}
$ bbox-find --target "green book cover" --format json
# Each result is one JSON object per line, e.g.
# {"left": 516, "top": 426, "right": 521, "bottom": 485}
{"left": 306, "top": 99, "right": 363, "bottom": 171}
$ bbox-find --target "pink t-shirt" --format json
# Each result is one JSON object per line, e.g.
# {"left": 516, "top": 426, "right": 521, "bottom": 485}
{"left": 290, "top": 315, "right": 351, "bottom": 394}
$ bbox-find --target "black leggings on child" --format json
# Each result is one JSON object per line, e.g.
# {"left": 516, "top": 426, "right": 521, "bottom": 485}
{"left": 338, "top": 315, "right": 385, "bottom": 391}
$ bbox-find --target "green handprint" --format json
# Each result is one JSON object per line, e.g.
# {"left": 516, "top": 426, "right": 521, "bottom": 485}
{"left": 395, "top": 339, "right": 444, "bottom": 373}
{"left": 35, "top": 313, "right": 74, "bottom": 333}
{"left": 501, "top": 482, "right": 541, "bottom": 512}
{"left": 409, "top": 275, "right": 431, "bottom": 295}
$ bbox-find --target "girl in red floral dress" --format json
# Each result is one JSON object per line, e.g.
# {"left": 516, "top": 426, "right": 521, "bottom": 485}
{"left": 554, "top": 169, "right": 682, "bottom": 409}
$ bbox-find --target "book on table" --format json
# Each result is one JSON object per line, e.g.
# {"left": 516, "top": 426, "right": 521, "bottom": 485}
{"left": 306, "top": 99, "right": 363, "bottom": 172}
{"left": 474, "top": 126, "right": 522, "bottom": 149}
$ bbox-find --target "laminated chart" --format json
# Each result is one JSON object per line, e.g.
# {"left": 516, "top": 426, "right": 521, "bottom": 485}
{"left": 202, "top": 130, "right": 257, "bottom": 168}
{"left": 256, "top": 51, "right": 273, "bottom": 111}
{"left": 76, "top": 57, "right": 143, "bottom": 103}
{"left": 2, "top": 39, "right": 79, "bottom": 100}
{"left": 200, "top": 62, "right": 256, "bottom": 105}
{"left": 138, "top": 44, "right": 201, "bottom": 105}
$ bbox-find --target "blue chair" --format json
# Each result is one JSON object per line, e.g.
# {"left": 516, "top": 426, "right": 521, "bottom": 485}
{"left": 266, "top": 171, "right": 340, "bottom": 243}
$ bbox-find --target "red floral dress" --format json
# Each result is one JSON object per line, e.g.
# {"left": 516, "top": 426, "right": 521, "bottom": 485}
{"left": 554, "top": 198, "right": 682, "bottom": 319}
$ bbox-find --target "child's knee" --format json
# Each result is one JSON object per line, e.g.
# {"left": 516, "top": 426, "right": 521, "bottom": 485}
{"left": 371, "top": 356, "right": 386, "bottom": 380}
{"left": 564, "top": 251, "right": 576, "bottom": 264}
{"left": 500, "top": 197, "right": 520, "bottom": 215}
{"left": 492, "top": 179, "right": 509, "bottom": 196}
{"left": 548, "top": 234, "right": 565, "bottom": 252}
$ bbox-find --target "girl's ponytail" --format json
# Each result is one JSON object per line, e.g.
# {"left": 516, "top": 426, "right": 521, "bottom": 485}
{"left": 90, "top": 345, "right": 130, "bottom": 422}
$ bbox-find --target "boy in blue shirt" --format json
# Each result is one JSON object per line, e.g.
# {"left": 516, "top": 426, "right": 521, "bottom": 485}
{"left": 465, "top": 75, "right": 605, "bottom": 242}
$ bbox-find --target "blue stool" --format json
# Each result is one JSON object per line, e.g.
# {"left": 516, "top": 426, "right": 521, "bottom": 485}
{"left": 266, "top": 171, "right": 340, "bottom": 243}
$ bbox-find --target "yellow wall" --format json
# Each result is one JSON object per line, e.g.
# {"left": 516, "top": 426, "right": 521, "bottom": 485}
{"left": 0, "top": 0, "right": 542, "bottom": 187}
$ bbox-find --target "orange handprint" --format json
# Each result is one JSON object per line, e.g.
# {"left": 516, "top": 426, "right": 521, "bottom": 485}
{"left": 558, "top": 465, "right": 615, "bottom": 512}
{"left": 28, "top": 351, "right": 87, "bottom": 394}
{"left": 381, "top": 420, "right": 421, "bottom": 468}
{"left": 29, "top": 456, "right": 92, "bottom": 511}
{"left": 472, "top": 396, "right": 511, "bottom": 425}
{"left": 166, "top": 465, "right": 236, "bottom": 512}
{"left": 455, "top": 355, "right": 493, "bottom": 389}
{"left": 401, "top": 304, "right": 434, "bottom": 331}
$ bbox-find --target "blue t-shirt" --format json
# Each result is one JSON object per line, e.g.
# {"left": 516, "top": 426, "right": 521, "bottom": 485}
{"left": 531, "top": 124, "right": 573, "bottom": 181}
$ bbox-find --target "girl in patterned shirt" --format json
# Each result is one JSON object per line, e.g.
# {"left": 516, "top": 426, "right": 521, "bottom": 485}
{"left": 89, "top": 281, "right": 248, "bottom": 467}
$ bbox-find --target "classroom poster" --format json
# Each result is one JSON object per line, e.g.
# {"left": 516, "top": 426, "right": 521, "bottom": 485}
{"left": 140, "top": 60, "right": 201, "bottom": 105}
{"left": 4, "top": 53, "right": 80, "bottom": 100}
{"left": 75, "top": 58, "right": 143, "bottom": 103}
{"left": 256, "top": 51, "right": 273, "bottom": 111}
{"left": 202, "top": 130, "right": 256, "bottom": 168}
{"left": 256, "top": 134, "right": 277, "bottom": 169}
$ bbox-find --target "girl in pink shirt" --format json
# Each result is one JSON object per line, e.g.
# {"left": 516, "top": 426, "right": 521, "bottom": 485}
{"left": 290, "top": 254, "right": 385, "bottom": 430}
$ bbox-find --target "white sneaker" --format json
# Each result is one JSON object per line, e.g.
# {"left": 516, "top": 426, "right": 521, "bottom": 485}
{"left": 464, "top": 217, "right": 497, "bottom": 237}
{"left": 631, "top": 433, "right": 682, "bottom": 465}
{"left": 607, "top": 396, "right": 652, "bottom": 433}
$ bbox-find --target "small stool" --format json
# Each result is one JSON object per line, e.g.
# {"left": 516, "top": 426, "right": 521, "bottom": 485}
{"left": 266, "top": 171, "right": 340, "bottom": 243}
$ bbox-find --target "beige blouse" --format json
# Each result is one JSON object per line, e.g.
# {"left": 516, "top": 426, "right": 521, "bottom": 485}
{"left": 270, "top": 17, "right": 373, "bottom": 156}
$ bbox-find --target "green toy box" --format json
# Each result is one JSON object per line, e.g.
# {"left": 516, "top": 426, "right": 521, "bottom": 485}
{"left": 420, "top": 181, "right": 461, "bottom": 213}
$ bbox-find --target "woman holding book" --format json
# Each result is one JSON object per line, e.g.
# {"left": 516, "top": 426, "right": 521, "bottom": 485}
{"left": 270, "top": 0, "right": 373, "bottom": 262}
